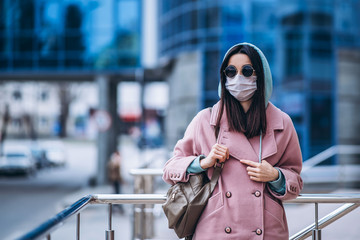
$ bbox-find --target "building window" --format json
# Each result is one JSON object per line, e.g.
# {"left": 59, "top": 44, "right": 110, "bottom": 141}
{"left": 13, "top": 90, "right": 22, "bottom": 100}
{"left": 310, "top": 32, "right": 332, "bottom": 59}
{"left": 282, "top": 12, "right": 304, "bottom": 26}
{"left": 284, "top": 32, "right": 303, "bottom": 78}
{"left": 39, "top": 90, "right": 49, "bottom": 101}
{"left": 203, "top": 7, "right": 219, "bottom": 29}
{"left": 310, "top": 12, "right": 332, "bottom": 27}
{"left": 310, "top": 95, "right": 332, "bottom": 146}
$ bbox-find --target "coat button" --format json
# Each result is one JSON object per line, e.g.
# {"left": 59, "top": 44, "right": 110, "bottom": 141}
{"left": 224, "top": 227, "right": 232, "bottom": 234}
{"left": 255, "top": 228, "right": 262, "bottom": 235}
{"left": 254, "top": 190, "right": 261, "bottom": 197}
{"left": 225, "top": 191, "right": 232, "bottom": 198}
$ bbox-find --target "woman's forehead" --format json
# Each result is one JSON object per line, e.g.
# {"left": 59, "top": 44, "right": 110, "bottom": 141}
{"left": 228, "top": 53, "right": 251, "bottom": 66}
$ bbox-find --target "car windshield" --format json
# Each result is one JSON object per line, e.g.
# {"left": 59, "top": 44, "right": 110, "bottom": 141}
{"left": 6, "top": 153, "right": 26, "bottom": 158}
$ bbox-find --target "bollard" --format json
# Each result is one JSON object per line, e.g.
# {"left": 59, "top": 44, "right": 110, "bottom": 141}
{"left": 133, "top": 174, "right": 155, "bottom": 240}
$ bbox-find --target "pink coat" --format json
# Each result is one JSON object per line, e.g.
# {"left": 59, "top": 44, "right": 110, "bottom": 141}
{"left": 163, "top": 102, "right": 303, "bottom": 240}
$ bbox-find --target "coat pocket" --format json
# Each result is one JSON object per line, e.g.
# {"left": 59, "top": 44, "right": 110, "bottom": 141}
{"left": 194, "top": 191, "right": 224, "bottom": 237}
{"left": 264, "top": 194, "right": 286, "bottom": 231}
{"left": 200, "top": 191, "right": 224, "bottom": 218}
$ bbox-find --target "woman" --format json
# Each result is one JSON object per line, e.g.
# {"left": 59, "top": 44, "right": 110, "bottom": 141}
{"left": 162, "top": 42, "right": 303, "bottom": 239}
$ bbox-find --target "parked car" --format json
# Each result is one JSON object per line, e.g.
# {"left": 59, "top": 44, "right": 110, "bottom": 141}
{"left": 43, "top": 146, "right": 67, "bottom": 167}
{"left": 30, "top": 146, "right": 48, "bottom": 169}
{"left": 0, "top": 147, "right": 37, "bottom": 176}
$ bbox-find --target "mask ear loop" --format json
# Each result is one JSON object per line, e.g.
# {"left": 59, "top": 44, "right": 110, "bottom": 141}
{"left": 259, "top": 131, "right": 262, "bottom": 163}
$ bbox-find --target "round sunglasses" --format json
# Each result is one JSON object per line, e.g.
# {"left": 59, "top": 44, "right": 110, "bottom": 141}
{"left": 224, "top": 65, "right": 255, "bottom": 78}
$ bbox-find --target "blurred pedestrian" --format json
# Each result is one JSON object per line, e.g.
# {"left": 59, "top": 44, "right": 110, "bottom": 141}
{"left": 0, "top": 104, "right": 10, "bottom": 156}
{"left": 163, "top": 42, "right": 303, "bottom": 239}
{"left": 107, "top": 150, "right": 124, "bottom": 214}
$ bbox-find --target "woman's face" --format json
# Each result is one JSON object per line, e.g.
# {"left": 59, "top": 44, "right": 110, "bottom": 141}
{"left": 224, "top": 53, "right": 258, "bottom": 106}
{"left": 226, "top": 53, "right": 257, "bottom": 78}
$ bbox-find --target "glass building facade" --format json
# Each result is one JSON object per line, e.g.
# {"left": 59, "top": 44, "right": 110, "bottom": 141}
{"left": 158, "top": 0, "right": 360, "bottom": 160}
{"left": 0, "top": 0, "right": 141, "bottom": 71}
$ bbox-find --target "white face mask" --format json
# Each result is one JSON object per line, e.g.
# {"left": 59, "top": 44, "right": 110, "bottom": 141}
{"left": 225, "top": 74, "right": 257, "bottom": 101}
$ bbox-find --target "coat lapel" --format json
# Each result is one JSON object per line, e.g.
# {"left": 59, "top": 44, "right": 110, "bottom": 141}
{"left": 262, "top": 102, "right": 284, "bottom": 159}
{"left": 210, "top": 102, "right": 284, "bottom": 161}
{"left": 226, "top": 131, "right": 259, "bottom": 161}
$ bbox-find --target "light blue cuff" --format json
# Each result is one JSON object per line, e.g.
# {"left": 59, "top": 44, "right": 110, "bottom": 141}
{"left": 186, "top": 155, "right": 206, "bottom": 174}
{"left": 268, "top": 168, "right": 286, "bottom": 195}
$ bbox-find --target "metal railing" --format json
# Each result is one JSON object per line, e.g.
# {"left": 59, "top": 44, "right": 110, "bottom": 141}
{"left": 17, "top": 145, "right": 360, "bottom": 240}
{"left": 17, "top": 193, "right": 360, "bottom": 240}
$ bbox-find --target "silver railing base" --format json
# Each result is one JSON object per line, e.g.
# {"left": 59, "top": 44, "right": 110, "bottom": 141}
{"left": 312, "top": 230, "right": 321, "bottom": 240}
{"left": 105, "top": 230, "right": 114, "bottom": 240}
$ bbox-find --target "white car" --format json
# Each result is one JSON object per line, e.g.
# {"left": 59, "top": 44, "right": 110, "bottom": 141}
{"left": 0, "top": 147, "right": 37, "bottom": 176}
{"left": 44, "top": 147, "right": 67, "bottom": 167}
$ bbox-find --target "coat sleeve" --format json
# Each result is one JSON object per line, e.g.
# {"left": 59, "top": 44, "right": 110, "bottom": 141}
{"left": 162, "top": 110, "right": 205, "bottom": 185}
{"left": 267, "top": 113, "right": 303, "bottom": 201}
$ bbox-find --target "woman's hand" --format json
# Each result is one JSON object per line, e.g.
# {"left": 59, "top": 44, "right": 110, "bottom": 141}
{"left": 200, "top": 144, "right": 229, "bottom": 169}
{"left": 240, "top": 159, "right": 279, "bottom": 182}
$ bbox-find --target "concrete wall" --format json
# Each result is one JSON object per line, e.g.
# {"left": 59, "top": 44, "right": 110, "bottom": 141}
{"left": 337, "top": 49, "right": 360, "bottom": 187}
{"left": 337, "top": 49, "right": 360, "bottom": 147}
{"left": 165, "top": 51, "right": 202, "bottom": 150}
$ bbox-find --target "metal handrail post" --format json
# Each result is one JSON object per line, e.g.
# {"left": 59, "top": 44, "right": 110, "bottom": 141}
{"left": 312, "top": 203, "right": 321, "bottom": 240}
{"left": 106, "top": 204, "right": 114, "bottom": 240}
{"left": 76, "top": 213, "right": 80, "bottom": 240}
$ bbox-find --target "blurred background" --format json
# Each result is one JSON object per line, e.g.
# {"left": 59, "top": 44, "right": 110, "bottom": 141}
{"left": 0, "top": 0, "right": 359, "bottom": 239}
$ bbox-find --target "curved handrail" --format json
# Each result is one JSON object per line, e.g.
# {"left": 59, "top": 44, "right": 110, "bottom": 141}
{"left": 16, "top": 193, "right": 360, "bottom": 240}
{"left": 302, "top": 145, "right": 360, "bottom": 172}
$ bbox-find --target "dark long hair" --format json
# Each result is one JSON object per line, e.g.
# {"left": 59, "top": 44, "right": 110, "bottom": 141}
{"left": 215, "top": 45, "right": 267, "bottom": 138}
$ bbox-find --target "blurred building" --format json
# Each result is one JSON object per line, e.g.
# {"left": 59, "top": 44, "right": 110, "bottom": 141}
{"left": 0, "top": 0, "right": 145, "bottom": 184}
{"left": 0, "top": 0, "right": 141, "bottom": 70}
{"left": 1, "top": 0, "right": 359, "bottom": 185}
{"left": 0, "top": 82, "right": 97, "bottom": 139}
{"left": 158, "top": 0, "right": 360, "bottom": 163}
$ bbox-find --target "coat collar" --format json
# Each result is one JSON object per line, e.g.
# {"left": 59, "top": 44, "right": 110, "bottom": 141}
{"left": 209, "top": 101, "right": 283, "bottom": 161}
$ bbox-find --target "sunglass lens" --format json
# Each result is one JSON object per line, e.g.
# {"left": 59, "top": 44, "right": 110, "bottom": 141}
{"left": 242, "top": 65, "right": 254, "bottom": 77}
{"left": 224, "top": 66, "right": 237, "bottom": 78}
